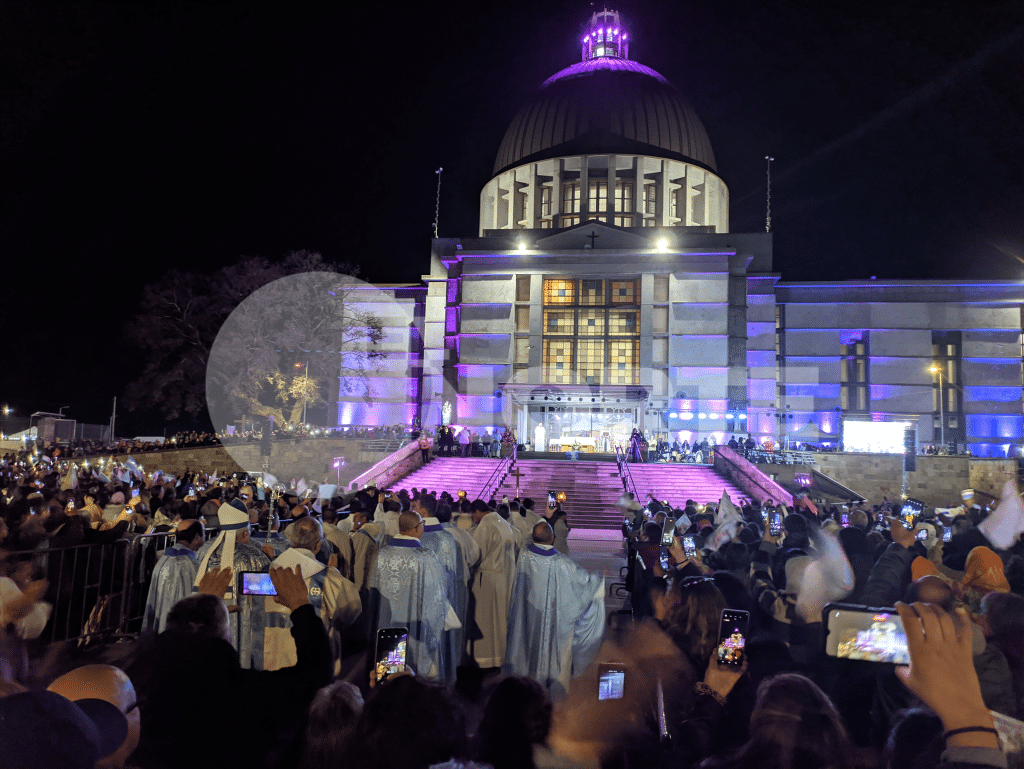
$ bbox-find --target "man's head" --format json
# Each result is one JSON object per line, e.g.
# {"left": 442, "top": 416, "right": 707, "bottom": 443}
{"left": 289, "top": 516, "right": 323, "bottom": 553}
{"left": 414, "top": 494, "right": 437, "bottom": 518}
{"left": 643, "top": 521, "right": 663, "bottom": 543}
{"left": 352, "top": 511, "right": 370, "bottom": 530}
{"left": 496, "top": 504, "right": 510, "bottom": 520}
{"left": 174, "top": 519, "right": 205, "bottom": 551}
{"left": 166, "top": 593, "right": 231, "bottom": 642}
{"left": 532, "top": 521, "right": 554, "bottom": 545}
{"left": 470, "top": 499, "right": 490, "bottom": 525}
{"left": 435, "top": 502, "right": 452, "bottom": 524}
{"left": 849, "top": 509, "right": 869, "bottom": 531}
{"left": 399, "top": 512, "right": 424, "bottom": 538}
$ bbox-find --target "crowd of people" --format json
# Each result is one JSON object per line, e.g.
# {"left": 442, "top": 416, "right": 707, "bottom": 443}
{"left": 1, "top": 447, "right": 1023, "bottom": 769}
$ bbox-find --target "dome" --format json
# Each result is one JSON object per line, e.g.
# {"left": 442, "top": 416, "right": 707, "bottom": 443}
{"left": 492, "top": 56, "right": 717, "bottom": 177}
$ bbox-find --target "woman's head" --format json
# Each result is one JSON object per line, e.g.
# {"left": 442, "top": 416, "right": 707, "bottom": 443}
{"left": 662, "top": 576, "right": 727, "bottom": 664}
{"left": 475, "top": 676, "right": 552, "bottom": 769}
{"left": 747, "top": 674, "right": 852, "bottom": 768}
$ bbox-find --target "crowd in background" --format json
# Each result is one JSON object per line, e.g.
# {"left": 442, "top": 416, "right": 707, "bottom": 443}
{"left": 1, "top": 444, "right": 1022, "bottom": 769}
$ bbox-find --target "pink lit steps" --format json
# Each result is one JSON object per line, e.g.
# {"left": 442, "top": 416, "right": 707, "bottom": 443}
{"left": 390, "top": 457, "right": 749, "bottom": 531}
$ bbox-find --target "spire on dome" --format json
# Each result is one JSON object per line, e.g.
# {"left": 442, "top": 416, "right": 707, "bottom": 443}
{"left": 580, "top": 9, "right": 628, "bottom": 61}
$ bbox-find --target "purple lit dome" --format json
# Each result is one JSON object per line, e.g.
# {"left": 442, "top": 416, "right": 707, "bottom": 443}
{"left": 492, "top": 56, "right": 716, "bottom": 176}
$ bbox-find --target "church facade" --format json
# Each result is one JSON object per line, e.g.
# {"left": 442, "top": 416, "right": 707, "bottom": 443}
{"left": 339, "top": 10, "right": 1024, "bottom": 459}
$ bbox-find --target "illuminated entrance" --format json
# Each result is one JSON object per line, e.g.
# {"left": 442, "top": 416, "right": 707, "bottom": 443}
{"left": 501, "top": 384, "right": 649, "bottom": 453}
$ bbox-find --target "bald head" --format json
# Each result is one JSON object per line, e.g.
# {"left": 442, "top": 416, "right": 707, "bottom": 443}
{"left": 533, "top": 520, "right": 554, "bottom": 545}
{"left": 905, "top": 575, "right": 956, "bottom": 612}
{"left": 399, "top": 511, "right": 424, "bottom": 537}
{"left": 48, "top": 664, "right": 140, "bottom": 768}
{"left": 289, "top": 516, "right": 323, "bottom": 552}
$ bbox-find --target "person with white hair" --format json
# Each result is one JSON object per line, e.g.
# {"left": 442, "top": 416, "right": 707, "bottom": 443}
{"left": 264, "top": 516, "right": 361, "bottom": 674}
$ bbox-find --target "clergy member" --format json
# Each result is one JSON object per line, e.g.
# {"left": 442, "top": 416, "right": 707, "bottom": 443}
{"left": 413, "top": 493, "right": 467, "bottom": 681}
{"left": 370, "top": 511, "right": 454, "bottom": 680}
{"left": 504, "top": 521, "right": 605, "bottom": 699}
{"left": 194, "top": 498, "right": 271, "bottom": 668}
{"left": 142, "top": 519, "right": 204, "bottom": 634}
{"left": 264, "top": 516, "right": 361, "bottom": 675}
{"left": 468, "top": 499, "right": 516, "bottom": 669}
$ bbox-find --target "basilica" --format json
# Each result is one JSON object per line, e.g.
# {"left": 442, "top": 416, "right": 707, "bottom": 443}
{"left": 339, "top": 10, "right": 1023, "bottom": 460}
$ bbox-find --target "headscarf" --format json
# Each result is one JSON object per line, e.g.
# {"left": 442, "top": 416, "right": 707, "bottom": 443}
{"left": 963, "top": 546, "right": 1010, "bottom": 593}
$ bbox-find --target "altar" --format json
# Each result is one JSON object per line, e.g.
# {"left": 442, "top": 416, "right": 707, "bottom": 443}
{"left": 548, "top": 436, "right": 598, "bottom": 453}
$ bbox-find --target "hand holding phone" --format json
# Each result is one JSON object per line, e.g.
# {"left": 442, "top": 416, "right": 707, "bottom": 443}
{"left": 683, "top": 535, "right": 698, "bottom": 559}
{"left": 597, "top": 663, "right": 626, "bottom": 701}
{"left": 375, "top": 628, "right": 409, "bottom": 685}
{"left": 824, "top": 604, "right": 909, "bottom": 664}
{"left": 716, "top": 609, "right": 749, "bottom": 666}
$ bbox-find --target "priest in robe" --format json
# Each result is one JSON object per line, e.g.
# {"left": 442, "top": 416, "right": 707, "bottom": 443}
{"left": 263, "top": 517, "right": 361, "bottom": 675}
{"left": 504, "top": 521, "right": 605, "bottom": 699}
{"left": 468, "top": 499, "right": 516, "bottom": 669}
{"left": 194, "top": 499, "right": 271, "bottom": 668}
{"left": 414, "top": 494, "right": 467, "bottom": 681}
{"left": 141, "top": 519, "right": 204, "bottom": 634}
{"left": 370, "top": 511, "right": 456, "bottom": 680}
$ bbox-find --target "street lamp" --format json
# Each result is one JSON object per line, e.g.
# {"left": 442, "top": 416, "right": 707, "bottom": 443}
{"left": 294, "top": 361, "right": 309, "bottom": 426}
{"left": 929, "top": 364, "right": 944, "bottom": 450}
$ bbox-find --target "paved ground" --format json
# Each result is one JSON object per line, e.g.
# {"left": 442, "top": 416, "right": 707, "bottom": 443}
{"left": 566, "top": 528, "right": 629, "bottom": 614}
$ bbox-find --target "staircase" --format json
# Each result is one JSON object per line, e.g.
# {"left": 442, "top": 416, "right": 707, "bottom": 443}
{"left": 388, "top": 457, "right": 753, "bottom": 531}
{"left": 386, "top": 457, "right": 506, "bottom": 499}
{"left": 626, "top": 463, "right": 750, "bottom": 509}
{"left": 494, "top": 459, "right": 626, "bottom": 530}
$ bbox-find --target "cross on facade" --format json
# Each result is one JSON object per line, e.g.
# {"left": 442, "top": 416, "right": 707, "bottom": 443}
{"left": 509, "top": 466, "right": 525, "bottom": 499}
{"left": 586, "top": 231, "right": 600, "bottom": 248}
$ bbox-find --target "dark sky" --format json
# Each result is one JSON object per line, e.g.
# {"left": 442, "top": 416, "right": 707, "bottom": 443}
{"left": 2, "top": 0, "right": 1022, "bottom": 432}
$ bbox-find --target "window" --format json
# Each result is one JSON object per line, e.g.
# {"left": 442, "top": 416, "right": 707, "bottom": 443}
{"left": 541, "top": 186, "right": 552, "bottom": 217}
{"left": 515, "top": 306, "right": 531, "bottom": 332}
{"left": 541, "top": 278, "right": 640, "bottom": 385}
{"left": 516, "top": 274, "right": 532, "bottom": 303}
{"left": 560, "top": 215, "right": 580, "bottom": 228}
{"left": 653, "top": 275, "right": 669, "bottom": 302}
{"left": 613, "top": 215, "right": 634, "bottom": 227}
{"left": 562, "top": 182, "right": 581, "bottom": 214}
{"left": 614, "top": 181, "right": 633, "bottom": 213}
{"left": 588, "top": 180, "right": 608, "bottom": 214}
{"left": 643, "top": 183, "right": 657, "bottom": 215}
{"left": 840, "top": 333, "right": 870, "bottom": 413}
{"left": 514, "top": 337, "right": 530, "bottom": 364}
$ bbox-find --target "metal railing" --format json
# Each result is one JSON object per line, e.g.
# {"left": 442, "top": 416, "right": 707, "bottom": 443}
{"left": 615, "top": 445, "right": 638, "bottom": 500}
{"left": 477, "top": 444, "right": 516, "bottom": 500}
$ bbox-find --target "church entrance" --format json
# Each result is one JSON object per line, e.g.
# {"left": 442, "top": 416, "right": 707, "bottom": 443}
{"left": 501, "top": 383, "right": 649, "bottom": 454}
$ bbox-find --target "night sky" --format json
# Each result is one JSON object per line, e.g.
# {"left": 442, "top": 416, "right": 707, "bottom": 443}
{"left": 2, "top": 0, "right": 1022, "bottom": 433}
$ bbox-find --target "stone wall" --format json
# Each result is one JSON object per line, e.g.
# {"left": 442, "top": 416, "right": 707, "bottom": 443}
{"left": 71, "top": 439, "right": 392, "bottom": 487}
{"left": 792, "top": 453, "right": 1017, "bottom": 507}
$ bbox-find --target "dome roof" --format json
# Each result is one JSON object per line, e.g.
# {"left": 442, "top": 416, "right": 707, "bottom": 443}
{"left": 492, "top": 57, "right": 717, "bottom": 177}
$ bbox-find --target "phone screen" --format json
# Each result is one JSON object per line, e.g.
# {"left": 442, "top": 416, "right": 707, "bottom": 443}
{"left": 659, "top": 551, "right": 669, "bottom": 570}
{"left": 770, "top": 513, "right": 782, "bottom": 537}
{"left": 717, "top": 609, "right": 749, "bottom": 666}
{"left": 916, "top": 528, "right": 928, "bottom": 541}
{"left": 825, "top": 606, "right": 909, "bottom": 663}
{"left": 942, "top": 525, "right": 952, "bottom": 542}
{"left": 683, "top": 535, "right": 697, "bottom": 559}
{"left": 841, "top": 513, "right": 849, "bottom": 527}
{"left": 661, "top": 518, "right": 676, "bottom": 546}
{"left": 597, "top": 663, "right": 626, "bottom": 700}
{"left": 375, "top": 628, "right": 408, "bottom": 684}
{"left": 548, "top": 491, "right": 556, "bottom": 507}
{"left": 240, "top": 572, "right": 277, "bottom": 596}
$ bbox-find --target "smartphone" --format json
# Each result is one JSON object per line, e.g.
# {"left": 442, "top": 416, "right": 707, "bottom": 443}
{"left": 597, "top": 662, "right": 626, "bottom": 701}
{"left": 770, "top": 512, "right": 782, "bottom": 537}
{"left": 375, "top": 627, "right": 409, "bottom": 684}
{"left": 239, "top": 572, "right": 277, "bottom": 596}
{"left": 823, "top": 604, "right": 909, "bottom": 664}
{"left": 548, "top": 491, "right": 556, "bottom": 507}
{"left": 942, "top": 525, "right": 952, "bottom": 543}
{"left": 841, "top": 513, "right": 850, "bottom": 527}
{"left": 876, "top": 512, "right": 885, "bottom": 526}
{"left": 916, "top": 528, "right": 928, "bottom": 541}
{"left": 716, "top": 609, "right": 749, "bottom": 666}
{"left": 661, "top": 518, "right": 676, "bottom": 546}
{"left": 659, "top": 551, "right": 669, "bottom": 570}
{"left": 683, "top": 535, "right": 697, "bottom": 559}
{"left": 67, "top": 499, "right": 75, "bottom": 509}
{"left": 761, "top": 508, "right": 769, "bottom": 525}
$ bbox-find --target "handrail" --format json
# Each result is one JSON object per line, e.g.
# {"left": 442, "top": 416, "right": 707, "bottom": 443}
{"left": 615, "top": 444, "right": 638, "bottom": 500}
{"left": 477, "top": 444, "right": 516, "bottom": 500}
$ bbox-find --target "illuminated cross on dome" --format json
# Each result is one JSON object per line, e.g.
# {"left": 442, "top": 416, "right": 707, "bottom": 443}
{"left": 580, "top": 9, "right": 629, "bottom": 61}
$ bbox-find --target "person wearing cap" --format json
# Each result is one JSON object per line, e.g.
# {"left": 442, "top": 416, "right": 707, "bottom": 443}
{"left": 141, "top": 519, "right": 205, "bottom": 634}
{"left": 193, "top": 498, "right": 270, "bottom": 668}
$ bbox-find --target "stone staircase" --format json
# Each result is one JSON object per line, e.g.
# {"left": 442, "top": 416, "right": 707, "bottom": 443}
{"left": 389, "top": 457, "right": 754, "bottom": 530}
{"left": 625, "top": 463, "right": 751, "bottom": 509}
